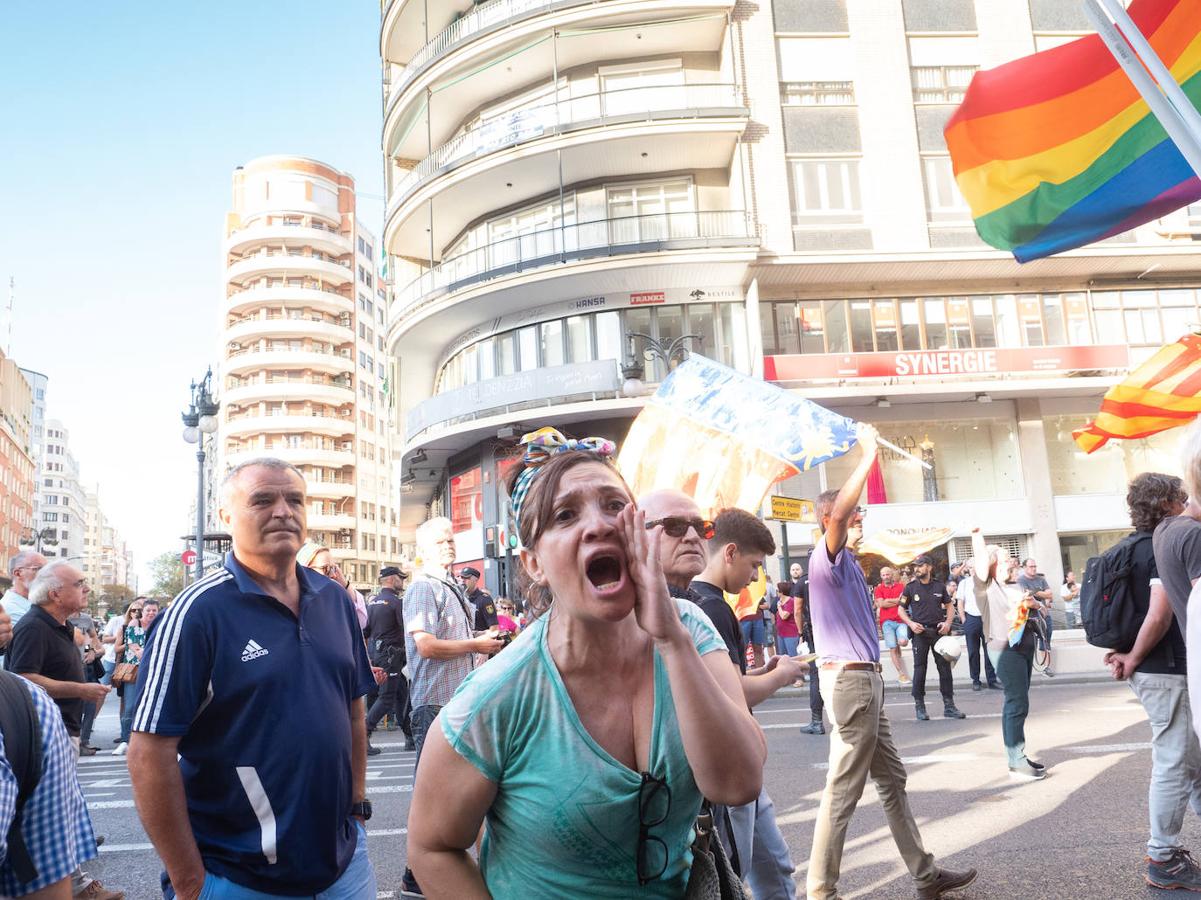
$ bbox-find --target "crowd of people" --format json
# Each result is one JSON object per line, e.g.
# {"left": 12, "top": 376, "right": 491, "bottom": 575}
{"left": 5, "top": 418, "right": 1201, "bottom": 898}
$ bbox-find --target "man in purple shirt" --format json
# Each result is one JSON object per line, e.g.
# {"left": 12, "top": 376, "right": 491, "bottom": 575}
{"left": 806, "top": 423, "right": 976, "bottom": 900}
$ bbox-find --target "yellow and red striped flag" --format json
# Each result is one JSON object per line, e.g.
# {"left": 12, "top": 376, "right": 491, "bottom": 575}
{"left": 1074, "top": 334, "right": 1201, "bottom": 453}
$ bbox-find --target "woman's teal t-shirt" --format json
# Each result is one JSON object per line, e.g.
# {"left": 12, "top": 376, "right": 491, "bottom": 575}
{"left": 440, "top": 598, "right": 727, "bottom": 898}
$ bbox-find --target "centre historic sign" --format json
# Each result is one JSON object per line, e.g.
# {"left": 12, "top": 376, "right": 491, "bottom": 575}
{"left": 763, "top": 344, "right": 1129, "bottom": 382}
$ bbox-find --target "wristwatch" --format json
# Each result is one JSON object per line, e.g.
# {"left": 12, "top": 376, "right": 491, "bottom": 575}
{"left": 350, "top": 800, "right": 373, "bottom": 821}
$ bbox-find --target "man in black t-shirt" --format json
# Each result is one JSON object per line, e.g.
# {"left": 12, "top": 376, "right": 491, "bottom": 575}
{"left": 790, "top": 563, "right": 825, "bottom": 735}
{"left": 897, "top": 555, "right": 964, "bottom": 722}
{"left": 1104, "top": 473, "right": 1201, "bottom": 891}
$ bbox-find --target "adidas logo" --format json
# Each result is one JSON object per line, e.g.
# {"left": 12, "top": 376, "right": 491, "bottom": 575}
{"left": 241, "top": 639, "right": 269, "bottom": 662}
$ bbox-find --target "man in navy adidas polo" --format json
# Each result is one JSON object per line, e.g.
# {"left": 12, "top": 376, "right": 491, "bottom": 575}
{"left": 126, "top": 458, "right": 377, "bottom": 899}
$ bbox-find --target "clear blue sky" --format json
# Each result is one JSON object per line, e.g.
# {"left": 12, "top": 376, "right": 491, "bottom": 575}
{"left": 0, "top": 1, "right": 385, "bottom": 587}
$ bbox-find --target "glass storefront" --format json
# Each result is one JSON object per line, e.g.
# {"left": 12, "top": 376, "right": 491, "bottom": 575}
{"left": 1043, "top": 414, "right": 1187, "bottom": 495}
{"left": 822, "top": 418, "right": 1023, "bottom": 503}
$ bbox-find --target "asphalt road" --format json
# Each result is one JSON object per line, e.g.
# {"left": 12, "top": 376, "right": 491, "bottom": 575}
{"left": 79, "top": 679, "right": 1185, "bottom": 898}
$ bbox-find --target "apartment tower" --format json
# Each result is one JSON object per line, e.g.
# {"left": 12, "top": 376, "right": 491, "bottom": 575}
{"left": 219, "top": 156, "right": 399, "bottom": 590}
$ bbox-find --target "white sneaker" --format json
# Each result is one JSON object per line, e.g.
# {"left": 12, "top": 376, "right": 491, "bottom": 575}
{"left": 111, "top": 742, "right": 127, "bottom": 756}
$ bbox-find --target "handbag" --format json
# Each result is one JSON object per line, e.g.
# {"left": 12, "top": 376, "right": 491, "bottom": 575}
{"left": 111, "top": 662, "right": 139, "bottom": 685}
{"left": 684, "top": 805, "right": 751, "bottom": 900}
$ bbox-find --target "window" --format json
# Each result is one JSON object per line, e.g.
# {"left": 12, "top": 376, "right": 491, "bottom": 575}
{"left": 540, "top": 320, "right": 564, "bottom": 367}
{"left": 789, "top": 159, "right": 862, "bottom": 223}
{"left": 607, "top": 180, "right": 694, "bottom": 241}
{"left": 922, "top": 156, "right": 971, "bottom": 222}
{"left": 599, "top": 60, "right": 684, "bottom": 117}
{"left": 565, "top": 316, "right": 591, "bottom": 363}
{"left": 910, "top": 65, "right": 976, "bottom": 103}
{"left": 780, "top": 81, "right": 855, "bottom": 105}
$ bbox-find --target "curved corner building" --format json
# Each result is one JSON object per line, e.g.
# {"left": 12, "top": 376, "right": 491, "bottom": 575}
{"left": 381, "top": 0, "right": 760, "bottom": 590}
{"left": 384, "top": 0, "right": 1201, "bottom": 605}
{"left": 219, "top": 156, "right": 399, "bottom": 590}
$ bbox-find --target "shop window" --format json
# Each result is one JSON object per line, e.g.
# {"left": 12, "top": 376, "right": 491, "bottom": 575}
{"left": 849, "top": 300, "right": 873, "bottom": 351}
{"left": 873, "top": 299, "right": 899, "bottom": 352}
{"left": 565, "top": 316, "right": 591, "bottom": 364}
{"left": 687, "top": 304, "right": 716, "bottom": 359}
{"left": 824, "top": 418, "right": 1023, "bottom": 502}
{"left": 824, "top": 300, "right": 850, "bottom": 353}
{"left": 596, "top": 312, "right": 622, "bottom": 363}
{"left": 1045, "top": 415, "right": 1186, "bottom": 495}
{"left": 497, "top": 333, "right": 517, "bottom": 375}
{"left": 900, "top": 299, "right": 921, "bottom": 350}
{"left": 771, "top": 303, "right": 798, "bottom": 355}
{"left": 540, "top": 320, "right": 564, "bottom": 367}
{"left": 799, "top": 301, "right": 825, "bottom": 354}
{"left": 518, "top": 326, "right": 538, "bottom": 372}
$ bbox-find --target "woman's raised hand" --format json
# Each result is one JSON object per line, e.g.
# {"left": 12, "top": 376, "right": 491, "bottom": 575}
{"left": 618, "top": 503, "right": 689, "bottom": 646}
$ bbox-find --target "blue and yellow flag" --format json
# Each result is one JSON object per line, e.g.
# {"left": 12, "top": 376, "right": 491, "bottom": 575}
{"left": 618, "top": 355, "right": 858, "bottom": 515}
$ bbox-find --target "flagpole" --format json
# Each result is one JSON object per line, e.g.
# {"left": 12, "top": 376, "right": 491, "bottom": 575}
{"left": 876, "top": 436, "right": 933, "bottom": 470}
{"left": 1084, "top": 0, "right": 1201, "bottom": 179}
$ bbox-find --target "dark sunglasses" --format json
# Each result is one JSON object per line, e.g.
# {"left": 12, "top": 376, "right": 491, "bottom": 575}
{"left": 637, "top": 771, "right": 671, "bottom": 885}
{"left": 644, "top": 516, "right": 715, "bottom": 540}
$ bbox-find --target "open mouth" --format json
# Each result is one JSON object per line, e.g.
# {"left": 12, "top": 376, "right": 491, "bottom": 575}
{"left": 585, "top": 554, "right": 624, "bottom": 592}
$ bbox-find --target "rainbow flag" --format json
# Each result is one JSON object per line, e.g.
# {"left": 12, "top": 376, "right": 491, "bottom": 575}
{"left": 946, "top": 0, "right": 1201, "bottom": 262}
{"left": 1074, "top": 333, "right": 1201, "bottom": 452}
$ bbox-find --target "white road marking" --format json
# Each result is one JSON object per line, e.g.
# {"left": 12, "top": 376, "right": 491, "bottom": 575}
{"left": 84, "top": 778, "right": 128, "bottom": 787}
{"left": 88, "top": 800, "right": 135, "bottom": 809}
{"left": 1064, "top": 741, "right": 1151, "bottom": 753}
{"left": 85, "top": 792, "right": 116, "bottom": 798}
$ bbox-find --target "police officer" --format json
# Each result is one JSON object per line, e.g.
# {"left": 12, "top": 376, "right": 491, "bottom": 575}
{"left": 459, "top": 566, "right": 496, "bottom": 632}
{"left": 897, "top": 555, "right": 966, "bottom": 722}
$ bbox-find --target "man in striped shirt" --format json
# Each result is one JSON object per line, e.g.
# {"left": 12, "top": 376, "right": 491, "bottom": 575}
{"left": 127, "top": 458, "right": 376, "bottom": 899}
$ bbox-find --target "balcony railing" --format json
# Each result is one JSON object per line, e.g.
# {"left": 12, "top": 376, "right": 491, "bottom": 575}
{"left": 395, "top": 209, "right": 754, "bottom": 322}
{"left": 229, "top": 249, "right": 352, "bottom": 267}
{"left": 226, "top": 346, "right": 353, "bottom": 360}
{"left": 390, "top": 82, "right": 744, "bottom": 209}
{"left": 386, "top": 0, "right": 605, "bottom": 104}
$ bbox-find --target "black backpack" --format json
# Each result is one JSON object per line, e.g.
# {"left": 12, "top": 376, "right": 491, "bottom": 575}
{"left": 0, "top": 669, "right": 43, "bottom": 885}
{"left": 1080, "top": 532, "right": 1148, "bottom": 652}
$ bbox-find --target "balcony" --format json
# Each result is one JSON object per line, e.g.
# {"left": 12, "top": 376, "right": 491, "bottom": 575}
{"left": 394, "top": 209, "right": 753, "bottom": 326}
{"left": 308, "top": 512, "right": 358, "bottom": 532}
{"left": 226, "top": 251, "right": 354, "bottom": 286}
{"left": 305, "top": 478, "right": 356, "bottom": 500}
{"left": 222, "top": 378, "right": 355, "bottom": 408}
{"left": 225, "top": 315, "right": 354, "bottom": 345}
{"left": 385, "top": 84, "right": 747, "bottom": 256}
{"left": 227, "top": 285, "right": 353, "bottom": 317}
{"left": 224, "top": 412, "right": 355, "bottom": 440}
{"left": 224, "top": 347, "right": 356, "bottom": 377}
{"left": 225, "top": 445, "right": 356, "bottom": 470}
{"left": 225, "top": 222, "right": 351, "bottom": 257}
{"left": 383, "top": 0, "right": 732, "bottom": 148}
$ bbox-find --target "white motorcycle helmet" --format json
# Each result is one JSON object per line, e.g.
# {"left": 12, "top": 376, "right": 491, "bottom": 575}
{"left": 934, "top": 635, "right": 964, "bottom": 668}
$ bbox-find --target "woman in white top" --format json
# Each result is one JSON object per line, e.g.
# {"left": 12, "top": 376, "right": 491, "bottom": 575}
{"left": 970, "top": 528, "right": 1045, "bottom": 780}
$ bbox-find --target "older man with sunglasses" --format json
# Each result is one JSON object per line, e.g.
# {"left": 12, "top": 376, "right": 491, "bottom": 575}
{"left": 642, "top": 490, "right": 804, "bottom": 900}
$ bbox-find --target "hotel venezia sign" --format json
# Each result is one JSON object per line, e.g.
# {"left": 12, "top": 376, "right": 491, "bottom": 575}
{"left": 764, "top": 344, "right": 1130, "bottom": 382}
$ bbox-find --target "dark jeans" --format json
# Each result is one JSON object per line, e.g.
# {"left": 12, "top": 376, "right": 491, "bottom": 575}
{"left": 990, "top": 643, "right": 1034, "bottom": 767}
{"left": 366, "top": 673, "right": 412, "bottom": 738}
{"left": 910, "top": 629, "right": 954, "bottom": 704}
{"left": 807, "top": 636, "right": 824, "bottom": 721}
{"left": 962, "top": 613, "right": 998, "bottom": 686}
{"left": 411, "top": 703, "right": 442, "bottom": 768}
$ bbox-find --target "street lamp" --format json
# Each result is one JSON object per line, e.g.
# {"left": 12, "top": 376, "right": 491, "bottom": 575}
{"left": 619, "top": 331, "right": 701, "bottom": 397}
{"left": 18, "top": 527, "right": 59, "bottom": 553}
{"left": 182, "top": 368, "right": 219, "bottom": 584}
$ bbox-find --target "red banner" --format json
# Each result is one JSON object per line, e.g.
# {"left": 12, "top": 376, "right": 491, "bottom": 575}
{"left": 764, "top": 344, "right": 1130, "bottom": 382}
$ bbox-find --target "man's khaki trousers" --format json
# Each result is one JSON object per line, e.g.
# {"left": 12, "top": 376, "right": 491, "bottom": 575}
{"left": 806, "top": 668, "right": 936, "bottom": 899}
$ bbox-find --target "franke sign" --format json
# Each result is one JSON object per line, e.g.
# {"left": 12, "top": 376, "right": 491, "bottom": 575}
{"left": 763, "top": 345, "right": 1130, "bottom": 382}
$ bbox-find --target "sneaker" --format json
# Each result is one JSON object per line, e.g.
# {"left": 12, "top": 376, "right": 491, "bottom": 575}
{"left": 987, "top": 681, "right": 1002, "bottom": 690}
{"left": 799, "top": 721, "right": 825, "bottom": 735}
{"left": 75, "top": 880, "right": 124, "bottom": 900}
{"left": 971, "top": 682, "right": 983, "bottom": 692}
{"left": 1027, "top": 758, "right": 1045, "bottom": 770}
{"left": 915, "top": 703, "right": 929, "bottom": 721}
{"left": 367, "top": 742, "right": 382, "bottom": 757}
{"left": 1009, "top": 759, "right": 1046, "bottom": 781}
{"left": 402, "top": 737, "right": 416, "bottom": 752}
{"left": 1043, "top": 668, "right": 1056, "bottom": 678}
{"left": 111, "top": 742, "right": 127, "bottom": 757}
{"left": 1147, "top": 848, "right": 1201, "bottom": 891}
{"left": 79, "top": 744, "right": 98, "bottom": 756}
{"left": 915, "top": 866, "right": 978, "bottom": 899}
{"left": 898, "top": 673, "right": 912, "bottom": 686}
{"left": 400, "top": 868, "right": 424, "bottom": 898}
{"left": 943, "top": 704, "right": 967, "bottom": 720}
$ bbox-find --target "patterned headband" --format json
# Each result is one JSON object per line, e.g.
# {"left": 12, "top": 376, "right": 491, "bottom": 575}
{"left": 509, "top": 426, "right": 617, "bottom": 531}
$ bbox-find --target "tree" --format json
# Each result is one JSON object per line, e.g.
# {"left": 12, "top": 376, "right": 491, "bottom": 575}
{"left": 149, "top": 552, "right": 186, "bottom": 600}
{"left": 93, "top": 583, "right": 134, "bottom": 617}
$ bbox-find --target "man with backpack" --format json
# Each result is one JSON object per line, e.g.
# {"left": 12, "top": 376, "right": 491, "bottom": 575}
{"left": 1097, "top": 473, "right": 1201, "bottom": 892}
{"left": 0, "top": 670, "right": 102, "bottom": 898}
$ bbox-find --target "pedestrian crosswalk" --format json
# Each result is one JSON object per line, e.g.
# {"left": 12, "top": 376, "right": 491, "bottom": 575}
{"left": 78, "top": 751, "right": 417, "bottom": 851}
